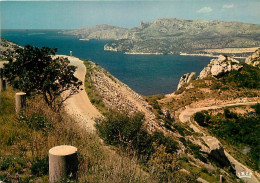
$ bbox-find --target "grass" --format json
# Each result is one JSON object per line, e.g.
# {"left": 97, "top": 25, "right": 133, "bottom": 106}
{"left": 144, "top": 94, "right": 165, "bottom": 119}
{"left": 0, "top": 86, "right": 152, "bottom": 182}
{"left": 83, "top": 59, "right": 109, "bottom": 115}
{"left": 0, "top": 86, "right": 200, "bottom": 183}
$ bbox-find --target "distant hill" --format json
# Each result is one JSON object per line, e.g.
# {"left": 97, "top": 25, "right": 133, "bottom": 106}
{"left": 65, "top": 18, "right": 260, "bottom": 56}
{"left": 64, "top": 24, "right": 128, "bottom": 40}
{"left": 0, "top": 38, "right": 20, "bottom": 60}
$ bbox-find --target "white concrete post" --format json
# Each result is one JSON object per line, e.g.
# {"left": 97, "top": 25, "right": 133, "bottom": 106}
{"left": 49, "top": 145, "right": 78, "bottom": 183}
{"left": 219, "top": 175, "right": 223, "bottom": 183}
{"left": 15, "top": 92, "right": 26, "bottom": 113}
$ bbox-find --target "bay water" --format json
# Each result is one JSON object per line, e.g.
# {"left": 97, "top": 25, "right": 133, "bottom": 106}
{"left": 1, "top": 29, "right": 211, "bottom": 96}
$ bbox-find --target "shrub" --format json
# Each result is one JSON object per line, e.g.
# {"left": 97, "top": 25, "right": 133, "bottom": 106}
{"left": 30, "top": 156, "right": 48, "bottom": 177}
{"left": 152, "top": 131, "right": 179, "bottom": 154}
{"left": 224, "top": 109, "right": 237, "bottom": 119}
{"left": 252, "top": 103, "right": 260, "bottom": 115}
{"left": 194, "top": 112, "right": 208, "bottom": 127}
{"left": 96, "top": 112, "right": 144, "bottom": 146}
{"left": 0, "top": 156, "right": 13, "bottom": 171}
{"left": 19, "top": 113, "right": 48, "bottom": 131}
{"left": 96, "top": 111, "right": 179, "bottom": 162}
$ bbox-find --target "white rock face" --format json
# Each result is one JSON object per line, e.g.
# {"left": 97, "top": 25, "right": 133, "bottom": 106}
{"left": 177, "top": 72, "right": 196, "bottom": 90}
{"left": 199, "top": 55, "right": 243, "bottom": 79}
{"left": 245, "top": 48, "right": 260, "bottom": 67}
{"left": 201, "top": 136, "right": 234, "bottom": 170}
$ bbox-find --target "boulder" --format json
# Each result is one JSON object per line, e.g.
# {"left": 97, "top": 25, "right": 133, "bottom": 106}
{"left": 199, "top": 55, "right": 243, "bottom": 79}
{"left": 201, "top": 136, "right": 235, "bottom": 173}
{"left": 177, "top": 72, "right": 196, "bottom": 90}
{"left": 245, "top": 48, "right": 260, "bottom": 67}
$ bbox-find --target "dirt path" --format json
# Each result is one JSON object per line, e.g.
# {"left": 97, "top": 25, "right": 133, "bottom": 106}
{"left": 179, "top": 101, "right": 259, "bottom": 183}
{"left": 57, "top": 55, "right": 102, "bottom": 132}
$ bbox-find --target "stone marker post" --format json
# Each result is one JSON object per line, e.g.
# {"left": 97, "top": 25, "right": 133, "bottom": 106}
{"left": 0, "top": 79, "right": 6, "bottom": 92}
{"left": 49, "top": 145, "right": 78, "bottom": 183}
{"left": 219, "top": 175, "right": 223, "bottom": 183}
{"left": 15, "top": 92, "right": 26, "bottom": 113}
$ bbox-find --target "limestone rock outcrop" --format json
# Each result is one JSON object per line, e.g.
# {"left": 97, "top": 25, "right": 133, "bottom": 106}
{"left": 245, "top": 48, "right": 260, "bottom": 67}
{"left": 177, "top": 72, "right": 196, "bottom": 90}
{"left": 201, "top": 136, "right": 234, "bottom": 172}
{"left": 199, "top": 55, "right": 243, "bottom": 79}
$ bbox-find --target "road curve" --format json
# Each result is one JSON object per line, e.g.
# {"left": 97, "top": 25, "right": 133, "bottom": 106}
{"left": 179, "top": 101, "right": 259, "bottom": 183}
{"left": 57, "top": 55, "right": 102, "bottom": 132}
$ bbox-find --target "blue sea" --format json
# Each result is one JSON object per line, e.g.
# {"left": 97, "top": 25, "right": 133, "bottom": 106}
{"left": 1, "top": 29, "right": 211, "bottom": 96}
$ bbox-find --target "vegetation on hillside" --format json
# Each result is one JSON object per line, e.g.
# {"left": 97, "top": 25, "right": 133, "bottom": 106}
{"left": 0, "top": 87, "right": 154, "bottom": 182}
{"left": 83, "top": 60, "right": 109, "bottom": 115}
{"left": 194, "top": 105, "right": 260, "bottom": 171}
{"left": 162, "top": 63, "right": 260, "bottom": 113}
{"left": 220, "top": 63, "right": 260, "bottom": 89}
{"left": 67, "top": 18, "right": 260, "bottom": 55}
{"left": 3, "top": 45, "right": 82, "bottom": 111}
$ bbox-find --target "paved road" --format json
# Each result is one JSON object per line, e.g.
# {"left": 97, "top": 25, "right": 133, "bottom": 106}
{"left": 58, "top": 55, "right": 102, "bottom": 132}
{"left": 179, "top": 102, "right": 260, "bottom": 183}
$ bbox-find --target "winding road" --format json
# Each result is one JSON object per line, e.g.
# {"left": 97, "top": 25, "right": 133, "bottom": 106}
{"left": 179, "top": 102, "right": 260, "bottom": 183}
{"left": 58, "top": 55, "right": 102, "bottom": 132}
{"left": 58, "top": 55, "right": 259, "bottom": 182}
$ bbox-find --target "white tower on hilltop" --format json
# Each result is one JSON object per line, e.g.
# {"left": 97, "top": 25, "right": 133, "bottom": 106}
{"left": 70, "top": 50, "right": 72, "bottom": 56}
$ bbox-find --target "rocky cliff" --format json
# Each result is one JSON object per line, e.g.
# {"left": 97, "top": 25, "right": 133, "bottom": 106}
{"left": 64, "top": 24, "right": 128, "bottom": 40}
{"left": 199, "top": 55, "right": 243, "bottom": 79}
{"left": 66, "top": 18, "right": 260, "bottom": 55}
{"left": 177, "top": 72, "right": 196, "bottom": 90}
{"left": 0, "top": 38, "right": 20, "bottom": 60}
{"left": 245, "top": 48, "right": 260, "bottom": 67}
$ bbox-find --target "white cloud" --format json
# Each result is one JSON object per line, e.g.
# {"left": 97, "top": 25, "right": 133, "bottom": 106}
{"left": 222, "top": 4, "right": 234, "bottom": 9}
{"left": 197, "top": 7, "right": 213, "bottom": 14}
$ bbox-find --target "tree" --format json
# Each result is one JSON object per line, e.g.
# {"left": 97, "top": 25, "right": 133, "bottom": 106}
{"left": 3, "top": 45, "right": 82, "bottom": 111}
{"left": 194, "top": 112, "right": 207, "bottom": 127}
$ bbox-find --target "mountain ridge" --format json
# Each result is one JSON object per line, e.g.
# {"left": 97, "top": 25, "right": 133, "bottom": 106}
{"left": 64, "top": 18, "right": 260, "bottom": 56}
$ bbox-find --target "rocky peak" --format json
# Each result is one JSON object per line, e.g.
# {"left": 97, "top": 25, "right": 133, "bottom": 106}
{"left": 245, "top": 47, "right": 260, "bottom": 67}
{"left": 199, "top": 55, "right": 243, "bottom": 79}
{"left": 177, "top": 72, "right": 196, "bottom": 90}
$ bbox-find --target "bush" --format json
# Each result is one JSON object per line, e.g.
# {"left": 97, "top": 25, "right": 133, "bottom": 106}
{"left": 221, "top": 63, "right": 260, "bottom": 89}
{"left": 194, "top": 112, "right": 208, "bottom": 127}
{"left": 96, "top": 112, "right": 144, "bottom": 146}
{"left": 0, "top": 156, "right": 13, "bottom": 171}
{"left": 96, "top": 111, "right": 179, "bottom": 161}
{"left": 224, "top": 109, "right": 237, "bottom": 119}
{"left": 19, "top": 113, "right": 48, "bottom": 131}
{"left": 152, "top": 131, "right": 179, "bottom": 154}
{"left": 252, "top": 103, "right": 260, "bottom": 115}
{"left": 30, "top": 156, "right": 48, "bottom": 177}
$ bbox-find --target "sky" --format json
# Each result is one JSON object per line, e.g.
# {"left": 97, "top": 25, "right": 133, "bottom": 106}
{"left": 1, "top": 0, "right": 260, "bottom": 29}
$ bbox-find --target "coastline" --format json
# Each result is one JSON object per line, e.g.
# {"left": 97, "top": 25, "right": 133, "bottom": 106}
{"left": 180, "top": 53, "right": 247, "bottom": 59}
{"left": 122, "top": 51, "right": 247, "bottom": 59}
{"left": 124, "top": 52, "right": 164, "bottom": 55}
{"left": 79, "top": 38, "right": 90, "bottom": 41}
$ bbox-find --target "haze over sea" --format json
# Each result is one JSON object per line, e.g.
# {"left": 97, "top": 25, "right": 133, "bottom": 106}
{"left": 1, "top": 30, "right": 211, "bottom": 95}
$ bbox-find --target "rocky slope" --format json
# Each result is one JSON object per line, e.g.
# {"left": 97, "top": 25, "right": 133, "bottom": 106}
{"left": 177, "top": 72, "right": 196, "bottom": 90}
{"left": 66, "top": 18, "right": 260, "bottom": 56}
{"left": 64, "top": 24, "right": 128, "bottom": 40}
{"left": 199, "top": 55, "right": 243, "bottom": 79}
{"left": 86, "top": 58, "right": 259, "bottom": 182}
{"left": 0, "top": 38, "right": 20, "bottom": 60}
{"left": 86, "top": 61, "right": 161, "bottom": 132}
{"left": 245, "top": 48, "right": 260, "bottom": 67}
